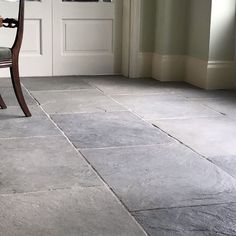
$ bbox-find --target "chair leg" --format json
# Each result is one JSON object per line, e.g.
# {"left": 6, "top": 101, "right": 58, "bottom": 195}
{"left": 0, "top": 94, "right": 7, "bottom": 109}
{"left": 10, "top": 63, "right": 31, "bottom": 117}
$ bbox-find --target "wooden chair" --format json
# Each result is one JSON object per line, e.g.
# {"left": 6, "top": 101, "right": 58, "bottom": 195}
{"left": 0, "top": 0, "right": 31, "bottom": 117}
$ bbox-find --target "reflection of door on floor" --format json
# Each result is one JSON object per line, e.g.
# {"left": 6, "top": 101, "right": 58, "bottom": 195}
{"left": 0, "top": 0, "right": 123, "bottom": 77}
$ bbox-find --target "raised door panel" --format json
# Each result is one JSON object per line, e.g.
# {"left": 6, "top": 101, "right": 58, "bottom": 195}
{"left": 52, "top": 0, "right": 122, "bottom": 76}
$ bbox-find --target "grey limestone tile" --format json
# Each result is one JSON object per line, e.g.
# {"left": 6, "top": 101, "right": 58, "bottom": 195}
{"left": 0, "top": 87, "right": 37, "bottom": 106}
{"left": 112, "top": 94, "right": 221, "bottom": 120}
{"left": 83, "top": 76, "right": 190, "bottom": 95}
{"left": 0, "top": 77, "right": 12, "bottom": 87}
{"left": 208, "top": 155, "right": 236, "bottom": 179}
{"left": 177, "top": 88, "right": 236, "bottom": 99}
{"left": 21, "top": 76, "right": 93, "bottom": 91}
{"left": 51, "top": 111, "right": 172, "bottom": 149}
{"left": 196, "top": 96, "right": 236, "bottom": 118}
{"left": 0, "top": 105, "right": 46, "bottom": 119}
{"left": 152, "top": 117, "right": 236, "bottom": 157}
{"left": 0, "top": 136, "right": 102, "bottom": 194}
{"left": 31, "top": 90, "right": 126, "bottom": 114}
{"left": 0, "top": 113, "right": 60, "bottom": 138}
{"left": 81, "top": 142, "right": 236, "bottom": 211}
{"left": 0, "top": 186, "right": 147, "bottom": 236}
{"left": 133, "top": 203, "right": 236, "bottom": 236}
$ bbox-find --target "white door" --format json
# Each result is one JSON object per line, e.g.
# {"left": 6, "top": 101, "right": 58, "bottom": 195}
{"left": 0, "top": 0, "right": 52, "bottom": 77}
{"left": 0, "top": 0, "right": 123, "bottom": 77}
{"left": 52, "top": 0, "right": 123, "bottom": 76}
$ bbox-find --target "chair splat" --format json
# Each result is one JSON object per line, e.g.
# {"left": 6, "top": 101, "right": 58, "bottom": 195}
{"left": 2, "top": 18, "right": 18, "bottom": 28}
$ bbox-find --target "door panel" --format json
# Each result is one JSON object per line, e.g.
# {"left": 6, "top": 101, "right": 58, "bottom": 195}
{"left": 52, "top": 0, "right": 122, "bottom": 76}
{"left": 0, "top": 0, "right": 52, "bottom": 77}
{"left": 21, "top": 0, "right": 52, "bottom": 76}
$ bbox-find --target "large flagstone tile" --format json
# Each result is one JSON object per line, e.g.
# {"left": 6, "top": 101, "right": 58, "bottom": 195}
{"left": 177, "top": 88, "right": 236, "bottom": 99}
{"left": 0, "top": 136, "right": 102, "bottom": 194}
{"left": 133, "top": 203, "right": 236, "bottom": 236}
{"left": 51, "top": 111, "right": 172, "bottom": 149}
{"left": 0, "top": 87, "right": 37, "bottom": 107}
{"left": 0, "top": 186, "right": 146, "bottom": 236}
{"left": 112, "top": 94, "right": 220, "bottom": 120}
{"left": 196, "top": 96, "right": 236, "bottom": 118}
{"left": 0, "top": 112, "right": 60, "bottom": 138}
{"left": 0, "top": 105, "right": 46, "bottom": 119}
{"left": 31, "top": 90, "right": 126, "bottom": 114}
{"left": 84, "top": 76, "right": 190, "bottom": 95}
{"left": 0, "top": 77, "right": 12, "bottom": 87}
{"left": 208, "top": 155, "right": 236, "bottom": 179}
{"left": 81, "top": 142, "right": 236, "bottom": 211}
{"left": 152, "top": 117, "right": 236, "bottom": 157}
{"left": 21, "top": 76, "right": 93, "bottom": 91}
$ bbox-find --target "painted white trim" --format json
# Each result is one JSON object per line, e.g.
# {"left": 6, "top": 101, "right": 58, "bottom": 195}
{"left": 129, "top": 0, "right": 141, "bottom": 78}
{"left": 152, "top": 54, "right": 186, "bottom": 82}
{"left": 207, "top": 61, "right": 235, "bottom": 89}
{"left": 137, "top": 53, "right": 235, "bottom": 89}
{"left": 121, "top": 0, "right": 131, "bottom": 77}
{"left": 137, "top": 52, "right": 153, "bottom": 77}
{"left": 185, "top": 57, "right": 208, "bottom": 88}
{"left": 186, "top": 56, "right": 235, "bottom": 89}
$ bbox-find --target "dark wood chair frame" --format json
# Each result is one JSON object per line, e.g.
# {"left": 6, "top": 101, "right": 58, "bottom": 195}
{"left": 0, "top": 0, "right": 31, "bottom": 117}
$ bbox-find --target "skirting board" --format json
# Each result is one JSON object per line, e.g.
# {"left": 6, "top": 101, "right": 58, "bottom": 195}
{"left": 138, "top": 53, "right": 235, "bottom": 89}
{"left": 138, "top": 53, "right": 186, "bottom": 81}
{"left": 186, "top": 57, "right": 235, "bottom": 89}
{"left": 152, "top": 54, "right": 186, "bottom": 82}
{"left": 207, "top": 61, "right": 235, "bottom": 89}
{"left": 138, "top": 53, "right": 153, "bottom": 78}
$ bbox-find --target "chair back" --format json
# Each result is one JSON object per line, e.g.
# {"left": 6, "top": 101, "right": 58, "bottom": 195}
{"left": 11, "top": 0, "right": 24, "bottom": 57}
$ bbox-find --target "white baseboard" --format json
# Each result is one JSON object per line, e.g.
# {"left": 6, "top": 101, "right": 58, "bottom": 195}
{"left": 207, "top": 61, "right": 235, "bottom": 89}
{"left": 138, "top": 53, "right": 153, "bottom": 77}
{"left": 185, "top": 56, "right": 208, "bottom": 88}
{"left": 185, "top": 57, "right": 235, "bottom": 89}
{"left": 137, "top": 53, "right": 235, "bottom": 89}
{"left": 152, "top": 54, "right": 185, "bottom": 81}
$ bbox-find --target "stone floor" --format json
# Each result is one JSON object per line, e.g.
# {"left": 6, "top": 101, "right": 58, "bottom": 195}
{"left": 0, "top": 76, "right": 236, "bottom": 236}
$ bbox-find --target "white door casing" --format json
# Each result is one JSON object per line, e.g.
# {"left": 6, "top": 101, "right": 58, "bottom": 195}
{"left": 52, "top": 0, "right": 123, "bottom": 76}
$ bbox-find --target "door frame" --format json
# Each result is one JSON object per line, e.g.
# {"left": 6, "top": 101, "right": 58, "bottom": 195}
{"left": 122, "top": 0, "right": 141, "bottom": 78}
